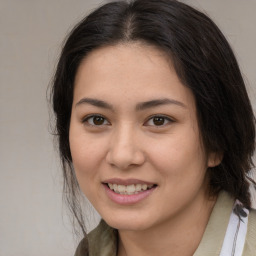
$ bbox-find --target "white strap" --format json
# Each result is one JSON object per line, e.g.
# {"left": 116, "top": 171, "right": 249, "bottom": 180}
{"left": 220, "top": 200, "right": 249, "bottom": 256}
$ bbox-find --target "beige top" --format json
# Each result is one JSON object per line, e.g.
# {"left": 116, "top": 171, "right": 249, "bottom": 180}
{"left": 75, "top": 191, "right": 256, "bottom": 256}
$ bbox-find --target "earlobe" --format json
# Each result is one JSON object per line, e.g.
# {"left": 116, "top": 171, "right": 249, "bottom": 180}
{"left": 207, "top": 152, "right": 223, "bottom": 167}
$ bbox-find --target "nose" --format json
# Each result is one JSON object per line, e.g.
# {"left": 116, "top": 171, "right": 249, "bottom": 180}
{"left": 106, "top": 125, "right": 145, "bottom": 170}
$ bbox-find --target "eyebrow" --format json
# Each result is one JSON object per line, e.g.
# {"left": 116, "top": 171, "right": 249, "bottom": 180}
{"left": 75, "top": 97, "right": 186, "bottom": 110}
{"left": 135, "top": 98, "right": 186, "bottom": 110}
{"left": 75, "top": 98, "right": 114, "bottom": 110}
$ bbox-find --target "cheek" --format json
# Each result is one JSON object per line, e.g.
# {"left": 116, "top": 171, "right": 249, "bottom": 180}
{"left": 148, "top": 134, "right": 208, "bottom": 211}
{"left": 70, "top": 138, "right": 103, "bottom": 174}
{"left": 69, "top": 126, "right": 107, "bottom": 192}
{"left": 148, "top": 129, "right": 207, "bottom": 180}
{"left": 69, "top": 140, "right": 104, "bottom": 202}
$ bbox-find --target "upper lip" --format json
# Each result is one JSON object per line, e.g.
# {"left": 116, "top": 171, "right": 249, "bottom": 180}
{"left": 102, "top": 178, "right": 156, "bottom": 186}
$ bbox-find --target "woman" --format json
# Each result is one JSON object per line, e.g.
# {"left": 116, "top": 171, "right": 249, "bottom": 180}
{"left": 51, "top": 0, "right": 256, "bottom": 255}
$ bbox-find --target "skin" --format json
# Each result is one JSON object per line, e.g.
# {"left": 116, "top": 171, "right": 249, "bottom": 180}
{"left": 69, "top": 43, "right": 220, "bottom": 256}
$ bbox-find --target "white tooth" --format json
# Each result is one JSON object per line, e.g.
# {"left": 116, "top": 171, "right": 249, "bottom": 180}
{"left": 142, "top": 184, "right": 147, "bottom": 190}
{"left": 118, "top": 185, "right": 125, "bottom": 193}
{"left": 110, "top": 183, "right": 153, "bottom": 194}
{"left": 126, "top": 184, "right": 135, "bottom": 193}
{"left": 135, "top": 184, "right": 142, "bottom": 192}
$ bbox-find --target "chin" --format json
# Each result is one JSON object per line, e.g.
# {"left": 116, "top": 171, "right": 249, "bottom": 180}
{"left": 102, "top": 212, "right": 154, "bottom": 231}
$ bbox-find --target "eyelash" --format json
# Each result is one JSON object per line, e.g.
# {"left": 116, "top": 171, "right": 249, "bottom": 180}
{"left": 82, "top": 114, "right": 110, "bottom": 126}
{"left": 144, "top": 115, "right": 174, "bottom": 127}
{"left": 82, "top": 114, "right": 174, "bottom": 127}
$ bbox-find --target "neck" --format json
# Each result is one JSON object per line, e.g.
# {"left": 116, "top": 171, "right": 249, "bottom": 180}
{"left": 118, "top": 193, "right": 216, "bottom": 256}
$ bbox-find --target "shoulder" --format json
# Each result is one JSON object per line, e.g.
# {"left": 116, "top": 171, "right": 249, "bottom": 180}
{"left": 74, "top": 237, "right": 89, "bottom": 256}
{"left": 74, "top": 220, "right": 117, "bottom": 256}
{"left": 248, "top": 207, "right": 256, "bottom": 226}
{"left": 88, "top": 219, "right": 117, "bottom": 255}
{"left": 247, "top": 208, "right": 256, "bottom": 239}
{"left": 243, "top": 208, "right": 256, "bottom": 255}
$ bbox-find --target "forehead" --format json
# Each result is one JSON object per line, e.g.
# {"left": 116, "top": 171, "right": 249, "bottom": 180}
{"left": 75, "top": 43, "right": 171, "bottom": 82}
{"left": 73, "top": 43, "right": 195, "bottom": 110}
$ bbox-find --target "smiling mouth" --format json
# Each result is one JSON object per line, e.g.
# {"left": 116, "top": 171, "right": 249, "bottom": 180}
{"left": 106, "top": 183, "right": 157, "bottom": 195}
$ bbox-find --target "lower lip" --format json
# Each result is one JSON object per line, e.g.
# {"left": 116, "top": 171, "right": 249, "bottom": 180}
{"left": 103, "top": 184, "right": 156, "bottom": 205}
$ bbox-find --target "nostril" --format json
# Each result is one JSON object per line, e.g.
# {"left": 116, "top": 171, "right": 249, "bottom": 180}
{"left": 106, "top": 146, "right": 146, "bottom": 169}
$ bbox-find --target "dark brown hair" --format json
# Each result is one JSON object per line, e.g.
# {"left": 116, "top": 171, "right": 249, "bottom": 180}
{"left": 51, "top": 0, "right": 255, "bottom": 237}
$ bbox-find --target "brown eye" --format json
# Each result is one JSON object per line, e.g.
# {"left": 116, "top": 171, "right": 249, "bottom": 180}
{"left": 83, "top": 115, "right": 109, "bottom": 126}
{"left": 144, "top": 115, "right": 173, "bottom": 127}
{"left": 93, "top": 116, "right": 105, "bottom": 125}
{"left": 153, "top": 117, "right": 165, "bottom": 126}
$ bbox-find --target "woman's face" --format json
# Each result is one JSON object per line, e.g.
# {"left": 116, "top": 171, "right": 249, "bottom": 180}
{"left": 69, "top": 43, "right": 217, "bottom": 231}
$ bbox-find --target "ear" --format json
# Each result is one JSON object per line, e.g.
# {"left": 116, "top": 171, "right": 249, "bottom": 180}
{"left": 207, "top": 151, "right": 223, "bottom": 168}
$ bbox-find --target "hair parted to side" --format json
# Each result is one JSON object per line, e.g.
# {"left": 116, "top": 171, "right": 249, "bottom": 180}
{"left": 51, "top": 0, "right": 255, "bottom": 238}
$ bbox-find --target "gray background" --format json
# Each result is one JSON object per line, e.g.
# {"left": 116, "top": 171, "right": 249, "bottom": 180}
{"left": 1, "top": 0, "right": 255, "bottom": 255}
